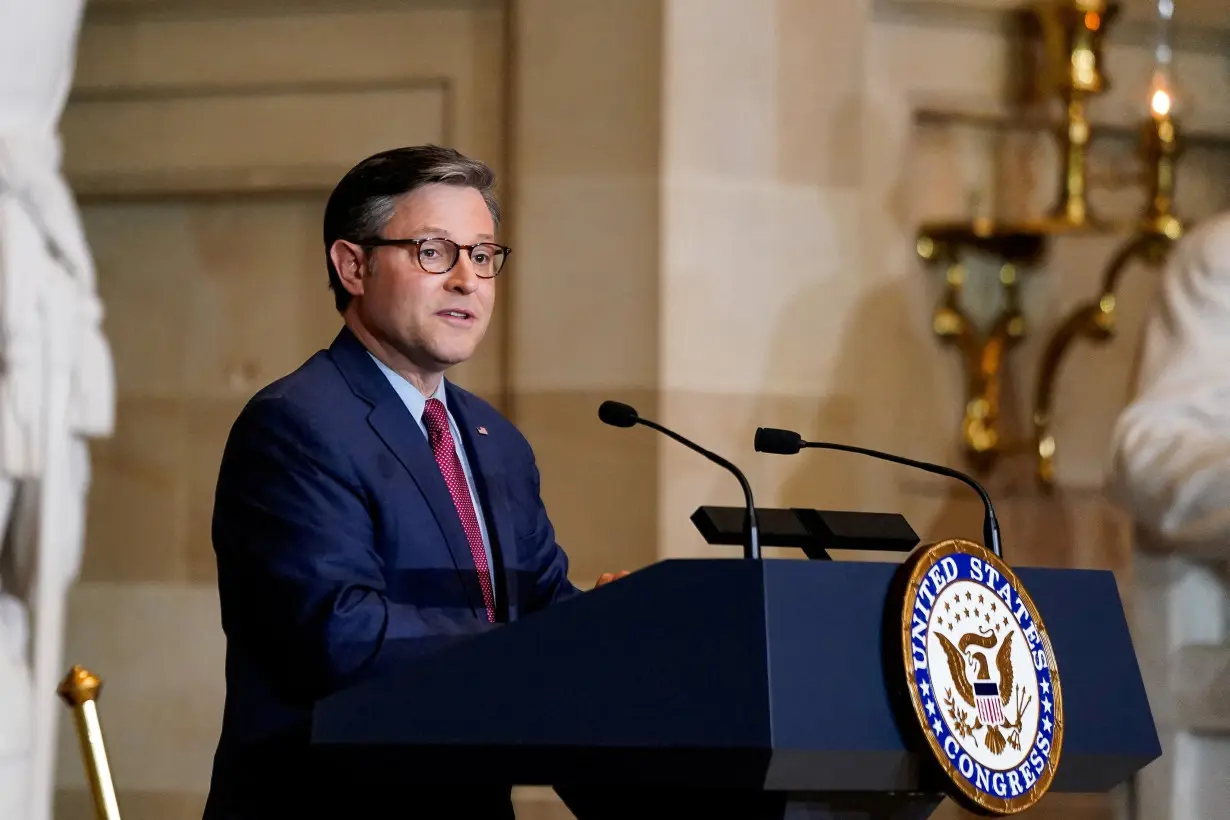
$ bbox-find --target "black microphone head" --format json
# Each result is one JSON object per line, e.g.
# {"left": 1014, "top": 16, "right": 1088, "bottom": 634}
{"left": 598, "top": 401, "right": 639, "bottom": 428}
{"left": 754, "top": 427, "right": 803, "bottom": 455}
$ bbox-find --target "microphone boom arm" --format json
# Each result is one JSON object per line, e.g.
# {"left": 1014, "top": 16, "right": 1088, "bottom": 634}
{"left": 800, "top": 440, "right": 1001, "bottom": 559}
{"left": 640, "top": 419, "right": 762, "bottom": 560}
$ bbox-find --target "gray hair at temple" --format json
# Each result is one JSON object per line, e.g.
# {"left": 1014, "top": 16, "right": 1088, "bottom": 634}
{"left": 323, "top": 145, "right": 501, "bottom": 312}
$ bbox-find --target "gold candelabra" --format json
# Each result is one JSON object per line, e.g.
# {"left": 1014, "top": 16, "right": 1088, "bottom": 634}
{"left": 58, "top": 665, "right": 123, "bottom": 820}
{"left": 1033, "top": 72, "right": 1183, "bottom": 489}
{"left": 1034, "top": 0, "right": 1117, "bottom": 230}
{"left": 1140, "top": 81, "right": 1183, "bottom": 241}
{"left": 915, "top": 0, "right": 1185, "bottom": 484}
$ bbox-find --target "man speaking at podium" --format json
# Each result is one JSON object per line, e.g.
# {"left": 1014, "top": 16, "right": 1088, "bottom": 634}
{"left": 203, "top": 145, "right": 620, "bottom": 819}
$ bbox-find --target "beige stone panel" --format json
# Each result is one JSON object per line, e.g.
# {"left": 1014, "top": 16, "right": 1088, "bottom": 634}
{"left": 509, "top": 0, "right": 662, "bottom": 400}
{"left": 513, "top": 0, "right": 662, "bottom": 176}
{"left": 867, "top": 20, "right": 1012, "bottom": 110}
{"left": 514, "top": 390, "right": 660, "bottom": 583}
{"left": 1176, "top": 146, "right": 1230, "bottom": 218}
{"left": 902, "top": 478, "right": 1133, "bottom": 575}
{"left": 661, "top": 181, "right": 863, "bottom": 396}
{"left": 902, "top": 490, "right": 989, "bottom": 555}
{"left": 873, "top": 23, "right": 1035, "bottom": 229}
{"left": 55, "top": 788, "right": 206, "bottom": 820}
{"left": 655, "top": 390, "right": 881, "bottom": 560}
{"left": 69, "top": 3, "right": 510, "bottom": 193}
{"left": 775, "top": 0, "right": 869, "bottom": 188}
{"left": 62, "top": 86, "right": 446, "bottom": 193}
{"left": 509, "top": 176, "right": 660, "bottom": 392}
{"left": 81, "top": 397, "right": 190, "bottom": 583}
{"left": 999, "top": 491, "right": 1134, "bottom": 581}
{"left": 175, "top": 197, "right": 339, "bottom": 399}
{"left": 72, "top": 4, "right": 508, "bottom": 182}
{"left": 859, "top": 19, "right": 1017, "bottom": 316}
{"left": 856, "top": 29, "right": 990, "bottom": 474}
{"left": 730, "top": 243, "right": 959, "bottom": 479}
{"left": 462, "top": 6, "right": 511, "bottom": 192}
{"left": 84, "top": 197, "right": 334, "bottom": 400}
{"left": 663, "top": 0, "right": 776, "bottom": 176}
{"left": 85, "top": 202, "right": 197, "bottom": 399}
{"left": 74, "top": 7, "right": 502, "bottom": 93}
{"left": 55, "top": 583, "right": 225, "bottom": 793}
{"left": 1171, "top": 644, "right": 1230, "bottom": 732}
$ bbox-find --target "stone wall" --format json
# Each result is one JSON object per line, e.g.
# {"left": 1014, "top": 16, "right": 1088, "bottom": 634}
{"left": 53, "top": 1, "right": 1230, "bottom": 817}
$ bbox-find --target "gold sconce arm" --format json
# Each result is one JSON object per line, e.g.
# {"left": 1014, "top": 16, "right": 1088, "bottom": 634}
{"left": 57, "top": 666, "right": 123, "bottom": 820}
{"left": 931, "top": 257, "right": 994, "bottom": 464}
{"left": 919, "top": 225, "right": 1043, "bottom": 471}
{"left": 959, "top": 302, "right": 1025, "bottom": 471}
{"left": 913, "top": 0, "right": 1196, "bottom": 479}
{"left": 1032, "top": 231, "right": 1175, "bottom": 489}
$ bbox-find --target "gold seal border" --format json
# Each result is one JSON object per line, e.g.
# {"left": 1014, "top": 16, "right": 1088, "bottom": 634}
{"left": 899, "top": 539, "right": 1066, "bottom": 816}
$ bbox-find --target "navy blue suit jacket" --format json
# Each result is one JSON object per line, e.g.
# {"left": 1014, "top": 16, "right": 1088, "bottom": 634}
{"left": 204, "top": 327, "right": 580, "bottom": 818}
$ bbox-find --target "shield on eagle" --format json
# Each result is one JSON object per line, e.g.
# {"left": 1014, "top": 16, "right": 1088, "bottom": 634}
{"left": 975, "top": 681, "right": 1005, "bottom": 726}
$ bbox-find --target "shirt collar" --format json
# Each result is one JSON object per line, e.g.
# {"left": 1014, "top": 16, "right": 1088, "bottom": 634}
{"left": 367, "top": 352, "right": 448, "bottom": 423}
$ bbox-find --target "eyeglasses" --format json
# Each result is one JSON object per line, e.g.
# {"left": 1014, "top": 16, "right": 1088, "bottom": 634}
{"left": 353, "top": 237, "right": 511, "bottom": 278}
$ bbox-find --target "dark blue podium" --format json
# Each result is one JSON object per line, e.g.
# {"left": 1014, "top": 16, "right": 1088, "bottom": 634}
{"left": 311, "top": 558, "right": 1159, "bottom": 819}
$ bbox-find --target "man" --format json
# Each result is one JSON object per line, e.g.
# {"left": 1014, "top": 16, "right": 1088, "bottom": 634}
{"left": 1106, "top": 210, "right": 1230, "bottom": 820}
{"left": 204, "top": 145, "right": 623, "bottom": 819}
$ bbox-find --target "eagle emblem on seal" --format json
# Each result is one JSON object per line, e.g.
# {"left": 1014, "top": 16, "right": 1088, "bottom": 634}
{"left": 899, "top": 539, "right": 1064, "bottom": 815}
{"left": 937, "top": 628, "right": 1031, "bottom": 755}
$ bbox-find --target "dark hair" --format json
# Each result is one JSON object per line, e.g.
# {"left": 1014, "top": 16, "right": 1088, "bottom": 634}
{"left": 322, "top": 144, "right": 500, "bottom": 312}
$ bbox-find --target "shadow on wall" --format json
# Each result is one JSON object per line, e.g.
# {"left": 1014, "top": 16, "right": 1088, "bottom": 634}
{"left": 761, "top": 275, "right": 1024, "bottom": 558}
{"left": 753, "top": 88, "right": 1174, "bottom": 579}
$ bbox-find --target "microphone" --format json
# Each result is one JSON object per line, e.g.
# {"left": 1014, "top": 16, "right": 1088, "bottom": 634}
{"left": 753, "top": 427, "right": 1002, "bottom": 558}
{"left": 599, "top": 401, "right": 761, "bottom": 560}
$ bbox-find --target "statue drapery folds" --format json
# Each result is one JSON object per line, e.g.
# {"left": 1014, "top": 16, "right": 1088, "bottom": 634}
{"left": 0, "top": 1, "right": 116, "bottom": 818}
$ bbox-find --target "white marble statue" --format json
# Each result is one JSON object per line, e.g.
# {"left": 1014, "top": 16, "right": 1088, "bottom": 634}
{"left": 0, "top": 1, "right": 116, "bottom": 818}
{"left": 1107, "top": 211, "right": 1230, "bottom": 820}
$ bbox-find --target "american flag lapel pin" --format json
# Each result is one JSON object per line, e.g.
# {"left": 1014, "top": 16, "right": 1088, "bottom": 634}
{"left": 477, "top": 426, "right": 488, "bottom": 436}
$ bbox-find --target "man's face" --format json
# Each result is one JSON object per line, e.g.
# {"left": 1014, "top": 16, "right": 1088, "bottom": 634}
{"left": 350, "top": 184, "right": 497, "bottom": 376}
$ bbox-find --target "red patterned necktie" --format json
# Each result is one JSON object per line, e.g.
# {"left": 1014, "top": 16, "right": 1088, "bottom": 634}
{"left": 422, "top": 398, "right": 496, "bottom": 622}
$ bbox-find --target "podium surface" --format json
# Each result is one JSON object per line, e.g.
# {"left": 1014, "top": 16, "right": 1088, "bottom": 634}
{"left": 312, "top": 558, "right": 1159, "bottom": 814}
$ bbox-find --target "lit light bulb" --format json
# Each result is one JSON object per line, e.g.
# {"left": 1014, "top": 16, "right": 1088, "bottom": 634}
{"left": 1151, "top": 86, "right": 1172, "bottom": 118}
{"left": 1148, "top": 0, "right": 1177, "bottom": 119}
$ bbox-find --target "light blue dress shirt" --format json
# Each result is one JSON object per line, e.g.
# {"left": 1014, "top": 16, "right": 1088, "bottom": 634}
{"left": 369, "top": 353, "right": 497, "bottom": 605}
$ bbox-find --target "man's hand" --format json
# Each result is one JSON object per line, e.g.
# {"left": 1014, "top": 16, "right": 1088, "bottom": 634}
{"left": 594, "top": 571, "right": 630, "bottom": 588}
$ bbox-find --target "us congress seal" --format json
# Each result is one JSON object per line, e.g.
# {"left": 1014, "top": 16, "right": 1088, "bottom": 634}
{"left": 900, "top": 539, "right": 1064, "bottom": 815}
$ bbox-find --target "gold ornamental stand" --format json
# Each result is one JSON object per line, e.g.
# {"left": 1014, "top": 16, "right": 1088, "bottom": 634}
{"left": 57, "top": 665, "right": 123, "bottom": 820}
{"left": 915, "top": 0, "right": 1191, "bottom": 485}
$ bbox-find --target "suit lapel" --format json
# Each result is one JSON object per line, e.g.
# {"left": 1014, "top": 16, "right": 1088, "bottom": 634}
{"left": 366, "top": 402, "right": 482, "bottom": 610}
{"left": 328, "top": 328, "right": 481, "bottom": 615}
{"left": 448, "top": 386, "right": 520, "bottom": 616}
